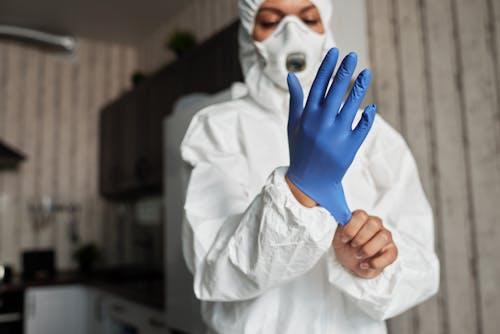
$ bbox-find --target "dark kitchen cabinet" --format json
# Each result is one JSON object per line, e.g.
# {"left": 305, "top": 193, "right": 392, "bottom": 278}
{"left": 99, "top": 99, "right": 122, "bottom": 197}
{"left": 0, "top": 290, "right": 23, "bottom": 334}
{"left": 99, "top": 21, "right": 242, "bottom": 200}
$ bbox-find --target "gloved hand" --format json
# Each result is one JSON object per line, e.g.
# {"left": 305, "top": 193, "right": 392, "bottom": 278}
{"left": 286, "top": 48, "right": 376, "bottom": 225}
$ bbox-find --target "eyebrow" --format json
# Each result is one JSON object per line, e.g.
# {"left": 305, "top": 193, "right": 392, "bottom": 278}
{"left": 299, "top": 4, "right": 316, "bottom": 14}
{"left": 257, "top": 7, "right": 286, "bottom": 16}
{"left": 258, "top": 4, "right": 316, "bottom": 16}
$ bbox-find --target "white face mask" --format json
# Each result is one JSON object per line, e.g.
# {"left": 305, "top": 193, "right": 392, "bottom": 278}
{"left": 254, "top": 15, "right": 327, "bottom": 90}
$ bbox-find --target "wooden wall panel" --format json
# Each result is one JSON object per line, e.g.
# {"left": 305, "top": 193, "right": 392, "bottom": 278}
{"left": 74, "top": 41, "right": 91, "bottom": 246}
{"left": 19, "top": 48, "right": 42, "bottom": 251}
{"left": 366, "top": 0, "right": 413, "bottom": 332}
{"left": 87, "top": 44, "right": 106, "bottom": 252}
{"left": 0, "top": 45, "right": 5, "bottom": 137}
{"left": 487, "top": 0, "right": 500, "bottom": 139}
{"left": 366, "top": 0, "right": 402, "bottom": 134}
{"left": 54, "top": 61, "right": 73, "bottom": 269}
{"left": 490, "top": 0, "right": 500, "bottom": 149}
{"left": 2, "top": 44, "right": 22, "bottom": 266}
{"left": 453, "top": 0, "right": 500, "bottom": 332}
{"left": 0, "top": 39, "right": 137, "bottom": 270}
{"left": 423, "top": 0, "right": 478, "bottom": 332}
{"left": 0, "top": 32, "right": 5, "bottom": 262}
{"left": 38, "top": 55, "right": 58, "bottom": 248}
{"left": 393, "top": 0, "right": 442, "bottom": 333}
{"left": 367, "top": 0, "right": 500, "bottom": 332}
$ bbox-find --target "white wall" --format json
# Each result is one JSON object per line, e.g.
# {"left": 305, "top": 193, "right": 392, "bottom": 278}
{"left": 331, "top": 0, "right": 370, "bottom": 76}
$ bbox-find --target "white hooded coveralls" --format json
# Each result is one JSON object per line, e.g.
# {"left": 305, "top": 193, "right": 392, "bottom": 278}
{"left": 180, "top": 0, "right": 440, "bottom": 333}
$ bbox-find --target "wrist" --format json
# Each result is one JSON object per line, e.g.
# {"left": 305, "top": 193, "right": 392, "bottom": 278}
{"left": 285, "top": 174, "right": 317, "bottom": 208}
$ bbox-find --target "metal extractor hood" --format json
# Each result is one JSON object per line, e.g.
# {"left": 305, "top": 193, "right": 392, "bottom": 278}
{"left": 0, "top": 25, "right": 76, "bottom": 53}
{"left": 0, "top": 139, "right": 26, "bottom": 169}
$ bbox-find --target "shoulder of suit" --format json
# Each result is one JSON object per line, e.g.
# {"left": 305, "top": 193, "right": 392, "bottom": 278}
{"left": 181, "top": 97, "right": 259, "bottom": 157}
{"left": 361, "top": 114, "right": 410, "bottom": 160}
{"left": 193, "top": 96, "right": 259, "bottom": 121}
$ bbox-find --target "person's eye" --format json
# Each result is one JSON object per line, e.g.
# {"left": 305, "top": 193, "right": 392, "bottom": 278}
{"left": 302, "top": 19, "right": 319, "bottom": 26}
{"left": 260, "top": 21, "right": 280, "bottom": 28}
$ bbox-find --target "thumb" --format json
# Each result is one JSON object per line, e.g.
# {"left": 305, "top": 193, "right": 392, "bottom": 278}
{"left": 287, "top": 72, "right": 304, "bottom": 135}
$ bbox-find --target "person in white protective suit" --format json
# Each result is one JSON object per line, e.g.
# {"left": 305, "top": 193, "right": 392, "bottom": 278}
{"left": 180, "top": 0, "right": 440, "bottom": 333}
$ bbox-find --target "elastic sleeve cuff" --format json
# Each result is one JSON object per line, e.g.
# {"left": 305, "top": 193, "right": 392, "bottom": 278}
{"left": 326, "top": 239, "right": 403, "bottom": 319}
{"left": 271, "top": 167, "right": 334, "bottom": 215}
{"left": 265, "top": 166, "right": 337, "bottom": 244}
{"left": 270, "top": 167, "right": 337, "bottom": 216}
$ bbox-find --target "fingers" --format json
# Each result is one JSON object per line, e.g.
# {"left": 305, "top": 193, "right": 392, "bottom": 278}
{"left": 355, "top": 229, "right": 393, "bottom": 259}
{"left": 333, "top": 211, "right": 398, "bottom": 278}
{"left": 338, "top": 69, "right": 372, "bottom": 128}
{"left": 350, "top": 216, "right": 382, "bottom": 248}
{"left": 323, "top": 52, "right": 358, "bottom": 123}
{"left": 287, "top": 72, "right": 304, "bottom": 135}
{"left": 304, "top": 48, "right": 339, "bottom": 112}
{"left": 338, "top": 210, "right": 369, "bottom": 244}
{"left": 366, "top": 243, "right": 398, "bottom": 270}
{"left": 352, "top": 104, "right": 376, "bottom": 144}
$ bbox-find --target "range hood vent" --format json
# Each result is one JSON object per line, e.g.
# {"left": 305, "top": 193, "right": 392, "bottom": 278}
{"left": 0, "top": 139, "right": 26, "bottom": 169}
{"left": 0, "top": 25, "right": 75, "bottom": 53}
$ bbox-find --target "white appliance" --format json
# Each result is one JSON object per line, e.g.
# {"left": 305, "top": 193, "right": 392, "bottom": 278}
{"left": 24, "top": 285, "right": 89, "bottom": 334}
{"left": 162, "top": 83, "right": 247, "bottom": 334}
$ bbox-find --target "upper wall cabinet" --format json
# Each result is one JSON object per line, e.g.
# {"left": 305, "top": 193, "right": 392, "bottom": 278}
{"left": 100, "top": 21, "right": 243, "bottom": 200}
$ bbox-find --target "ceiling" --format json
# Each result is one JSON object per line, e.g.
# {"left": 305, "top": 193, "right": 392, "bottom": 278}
{"left": 0, "top": 0, "right": 195, "bottom": 46}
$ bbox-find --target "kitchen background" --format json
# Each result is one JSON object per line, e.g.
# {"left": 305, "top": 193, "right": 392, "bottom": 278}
{"left": 0, "top": 0, "right": 499, "bottom": 334}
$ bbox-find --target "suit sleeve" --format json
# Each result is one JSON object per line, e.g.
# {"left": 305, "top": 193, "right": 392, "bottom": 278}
{"left": 181, "top": 110, "right": 336, "bottom": 302}
{"left": 326, "top": 135, "right": 440, "bottom": 320}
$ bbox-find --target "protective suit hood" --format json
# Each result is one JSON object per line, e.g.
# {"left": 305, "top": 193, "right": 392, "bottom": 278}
{"left": 238, "top": 0, "right": 336, "bottom": 112}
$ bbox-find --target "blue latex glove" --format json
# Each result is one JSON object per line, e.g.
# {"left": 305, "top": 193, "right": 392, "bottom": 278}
{"left": 286, "top": 48, "right": 376, "bottom": 225}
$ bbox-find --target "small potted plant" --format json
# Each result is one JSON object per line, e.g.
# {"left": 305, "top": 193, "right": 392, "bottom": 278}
{"left": 131, "top": 71, "right": 146, "bottom": 86}
{"left": 73, "top": 243, "right": 100, "bottom": 274}
{"left": 166, "top": 30, "right": 197, "bottom": 57}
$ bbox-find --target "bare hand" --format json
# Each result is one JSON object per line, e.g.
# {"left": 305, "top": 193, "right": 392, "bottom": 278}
{"left": 332, "top": 210, "right": 398, "bottom": 279}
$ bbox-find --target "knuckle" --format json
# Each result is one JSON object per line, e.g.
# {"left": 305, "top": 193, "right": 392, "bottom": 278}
{"left": 356, "top": 269, "right": 378, "bottom": 279}
{"left": 373, "top": 249, "right": 398, "bottom": 269}
{"left": 367, "top": 218, "right": 382, "bottom": 230}
{"left": 301, "top": 122, "right": 319, "bottom": 141}
{"left": 360, "top": 245, "right": 372, "bottom": 257}
{"left": 351, "top": 236, "right": 361, "bottom": 246}
{"left": 353, "top": 210, "right": 369, "bottom": 222}
{"left": 355, "top": 271, "right": 368, "bottom": 278}
{"left": 366, "top": 219, "right": 379, "bottom": 230}
{"left": 380, "top": 230, "right": 392, "bottom": 242}
{"left": 392, "top": 244, "right": 399, "bottom": 259}
{"left": 343, "top": 229, "right": 356, "bottom": 239}
{"left": 370, "top": 261, "right": 384, "bottom": 270}
{"left": 337, "top": 65, "right": 351, "bottom": 79}
{"left": 386, "top": 254, "right": 397, "bottom": 266}
{"left": 370, "top": 257, "right": 386, "bottom": 269}
{"left": 351, "top": 81, "right": 365, "bottom": 99}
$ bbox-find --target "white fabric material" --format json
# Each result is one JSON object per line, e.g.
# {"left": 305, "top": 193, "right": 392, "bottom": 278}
{"left": 238, "top": 0, "right": 335, "bottom": 112}
{"left": 181, "top": 98, "right": 439, "bottom": 333}
{"left": 253, "top": 15, "right": 327, "bottom": 90}
{"left": 180, "top": 0, "right": 439, "bottom": 333}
